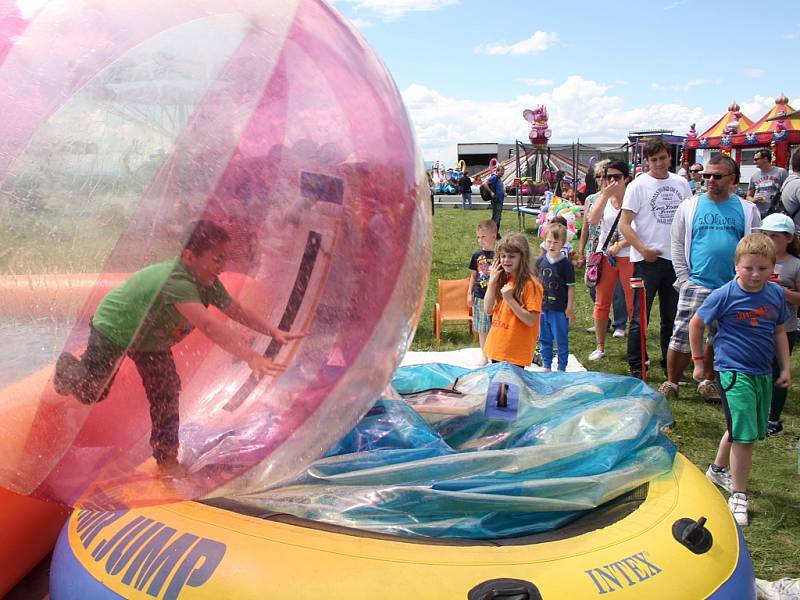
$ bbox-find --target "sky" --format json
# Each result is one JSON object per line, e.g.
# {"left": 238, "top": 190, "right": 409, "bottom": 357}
{"left": 331, "top": 0, "right": 799, "bottom": 166}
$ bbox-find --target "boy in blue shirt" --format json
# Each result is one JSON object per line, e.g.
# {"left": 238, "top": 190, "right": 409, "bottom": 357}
{"left": 690, "top": 233, "right": 791, "bottom": 526}
{"left": 535, "top": 222, "right": 575, "bottom": 370}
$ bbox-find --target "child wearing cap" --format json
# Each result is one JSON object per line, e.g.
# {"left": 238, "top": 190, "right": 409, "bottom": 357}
{"left": 758, "top": 213, "right": 800, "bottom": 436}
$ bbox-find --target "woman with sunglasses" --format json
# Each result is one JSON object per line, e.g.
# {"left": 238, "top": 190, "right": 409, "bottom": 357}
{"left": 578, "top": 161, "right": 629, "bottom": 337}
{"left": 585, "top": 160, "right": 635, "bottom": 361}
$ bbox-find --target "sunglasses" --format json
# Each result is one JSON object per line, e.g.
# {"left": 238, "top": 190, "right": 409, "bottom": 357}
{"left": 689, "top": 169, "right": 703, "bottom": 173}
{"left": 701, "top": 173, "right": 733, "bottom": 180}
{"left": 604, "top": 173, "right": 624, "bottom": 181}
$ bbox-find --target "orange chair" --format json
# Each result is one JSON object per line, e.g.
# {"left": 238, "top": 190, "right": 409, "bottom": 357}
{"left": 433, "top": 278, "right": 473, "bottom": 344}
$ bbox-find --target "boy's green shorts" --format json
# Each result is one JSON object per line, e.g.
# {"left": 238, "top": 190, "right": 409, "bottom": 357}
{"left": 719, "top": 371, "right": 772, "bottom": 443}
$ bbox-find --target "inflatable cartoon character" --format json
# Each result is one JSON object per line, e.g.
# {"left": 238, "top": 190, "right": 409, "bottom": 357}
{"left": 536, "top": 191, "right": 582, "bottom": 242}
{"left": 523, "top": 105, "right": 552, "bottom": 147}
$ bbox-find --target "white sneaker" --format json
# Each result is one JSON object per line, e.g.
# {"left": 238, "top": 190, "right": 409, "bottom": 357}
{"left": 728, "top": 492, "right": 749, "bottom": 527}
{"left": 588, "top": 349, "right": 605, "bottom": 361}
{"left": 705, "top": 463, "right": 732, "bottom": 493}
{"left": 585, "top": 325, "right": 596, "bottom": 333}
{"left": 612, "top": 329, "right": 626, "bottom": 338}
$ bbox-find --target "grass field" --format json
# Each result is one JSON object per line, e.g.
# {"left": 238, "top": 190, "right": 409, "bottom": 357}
{"left": 411, "top": 205, "right": 800, "bottom": 580}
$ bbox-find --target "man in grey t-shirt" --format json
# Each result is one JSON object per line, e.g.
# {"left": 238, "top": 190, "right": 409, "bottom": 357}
{"left": 747, "top": 148, "right": 788, "bottom": 217}
{"left": 779, "top": 149, "right": 800, "bottom": 233}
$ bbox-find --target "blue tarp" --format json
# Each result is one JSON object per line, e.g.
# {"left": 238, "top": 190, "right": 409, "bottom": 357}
{"left": 230, "top": 363, "right": 676, "bottom": 539}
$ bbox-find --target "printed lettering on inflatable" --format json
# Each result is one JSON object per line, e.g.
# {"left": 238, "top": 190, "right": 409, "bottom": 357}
{"left": 0, "top": 0, "right": 430, "bottom": 508}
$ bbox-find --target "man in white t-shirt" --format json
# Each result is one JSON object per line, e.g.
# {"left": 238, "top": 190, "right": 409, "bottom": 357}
{"left": 619, "top": 138, "right": 692, "bottom": 378}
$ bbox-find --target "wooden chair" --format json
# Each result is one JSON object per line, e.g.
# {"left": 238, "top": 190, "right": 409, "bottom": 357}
{"left": 433, "top": 278, "right": 473, "bottom": 344}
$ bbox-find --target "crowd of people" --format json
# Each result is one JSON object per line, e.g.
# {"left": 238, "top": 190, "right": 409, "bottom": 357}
{"left": 466, "top": 138, "right": 800, "bottom": 527}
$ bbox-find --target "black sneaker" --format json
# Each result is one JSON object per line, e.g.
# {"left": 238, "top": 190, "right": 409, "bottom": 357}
{"left": 54, "top": 352, "right": 79, "bottom": 396}
{"left": 767, "top": 420, "right": 784, "bottom": 437}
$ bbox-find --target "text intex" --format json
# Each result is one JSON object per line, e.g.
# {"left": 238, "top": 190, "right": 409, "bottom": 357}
{"left": 584, "top": 551, "right": 662, "bottom": 594}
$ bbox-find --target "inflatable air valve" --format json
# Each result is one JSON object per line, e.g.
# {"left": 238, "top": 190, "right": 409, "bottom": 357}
{"left": 483, "top": 381, "right": 519, "bottom": 421}
{"left": 672, "top": 516, "right": 713, "bottom": 554}
{"left": 468, "top": 578, "right": 543, "bottom": 600}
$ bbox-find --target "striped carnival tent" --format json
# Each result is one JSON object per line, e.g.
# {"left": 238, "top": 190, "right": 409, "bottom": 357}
{"left": 742, "top": 93, "right": 800, "bottom": 142}
{"left": 689, "top": 102, "right": 754, "bottom": 150}
{"left": 686, "top": 94, "right": 800, "bottom": 169}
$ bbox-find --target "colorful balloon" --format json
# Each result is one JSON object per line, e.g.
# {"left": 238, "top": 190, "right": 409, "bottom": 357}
{"left": 0, "top": 0, "right": 430, "bottom": 508}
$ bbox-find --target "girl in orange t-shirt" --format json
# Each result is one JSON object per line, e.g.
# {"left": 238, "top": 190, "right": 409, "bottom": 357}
{"left": 484, "top": 233, "right": 544, "bottom": 367}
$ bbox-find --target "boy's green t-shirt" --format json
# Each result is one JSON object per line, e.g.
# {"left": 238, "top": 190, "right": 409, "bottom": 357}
{"left": 92, "top": 259, "right": 233, "bottom": 352}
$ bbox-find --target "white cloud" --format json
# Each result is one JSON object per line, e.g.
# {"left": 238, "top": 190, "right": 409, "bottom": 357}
{"left": 651, "top": 79, "right": 716, "bottom": 92}
{"left": 518, "top": 78, "right": 554, "bottom": 86}
{"left": 335, "top": 0, "right": 459, "bottom": 20}
{"left": 663, "top": 0, "right": 689, "bottom": 9}
{"left": 348, "top": 17, "right": 374, "bottom": 28}
{"left": 783, "top": 32, "right": 799, "bottom": 39}
{"left": 402, "top": 75, "right": 708, "bottom": 163}
{"left": 738, "top": 94, "right": 778, "bottom": 120}
{"left": 741, "top": 68, "right": 764, "bottom": 78}
{"left": 476, "top": 31, "right": 559, "bottom": 56}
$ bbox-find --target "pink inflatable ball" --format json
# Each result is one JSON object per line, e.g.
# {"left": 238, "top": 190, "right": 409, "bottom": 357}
{"left": 0, "top": 0, "right": 430, "bottom": 508}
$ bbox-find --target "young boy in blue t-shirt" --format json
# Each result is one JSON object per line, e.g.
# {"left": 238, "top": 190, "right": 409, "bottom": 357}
{"left": 689, "top": 233, "right": 791, "bottom": 527}
{"left": 535, "top": 222, "right": 575, "bottom": 371}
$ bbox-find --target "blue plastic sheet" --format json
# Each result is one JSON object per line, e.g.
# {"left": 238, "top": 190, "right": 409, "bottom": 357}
{"left": 229, "top": 363, "right": 676, "bottom": 539}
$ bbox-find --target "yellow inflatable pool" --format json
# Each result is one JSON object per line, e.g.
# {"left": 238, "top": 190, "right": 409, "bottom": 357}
{"left": 50, "top": 454, "right": 754, "bottom": 599}
{"left": 1, "top": 272, "right": 753, "bottom": 598}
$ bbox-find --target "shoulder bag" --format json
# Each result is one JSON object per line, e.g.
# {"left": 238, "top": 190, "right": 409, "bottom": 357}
{"left": 585, "top": 207, "right": 623, "bottom": 288}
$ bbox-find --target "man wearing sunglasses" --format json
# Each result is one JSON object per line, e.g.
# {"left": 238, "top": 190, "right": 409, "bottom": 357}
{"left": 619, "top": 138, "right": 691, "bottom": 379}
{"left": 663, "top": 155, "right": 761, "bottom": 401}
{"left": 746, "top": 149, "right": 787, "bottom": 218}
{"left": 688, "top": 163, "right": 704, "bottom": 195}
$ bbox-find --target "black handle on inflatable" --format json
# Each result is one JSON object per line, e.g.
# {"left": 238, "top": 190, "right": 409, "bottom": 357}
{"left": 672, "top": 515, "right": 713, "bottom": 554}
{"left": 496, "top": 383, "right": 508, "bottom": 408}
{"left": 223, "top": 230, "right": 322, "bottom": 411}
{"left": 467, "top": 578, "right": 543, "bottom": 600}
